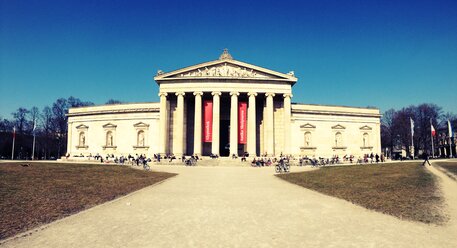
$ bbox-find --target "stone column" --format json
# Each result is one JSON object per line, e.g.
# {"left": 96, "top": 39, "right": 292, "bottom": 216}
{"left": 230, "top": 92, "right": 239, "bottom": 156}
{"left": 67, "top": 122, "right": 72, "bottom": 155}
{"left": 265, "top": 92, "right": 275, "bottom": 156}
{"left": 174, "top": 92, "right": 185, "bottom": 156}
{"left": 211, "top": 92, "right": 222, "bottom": 156}
{"left": 283, "top": 93, "right": 292, "bottom": 155}
{"left": 159, "top": 92, "right": 168, "bottom": 155}
{"left": 193, "top": 92, "right": 203, "bottom": 156}
{"left": 247, "top": 92, "right": 257, "bottom": 156}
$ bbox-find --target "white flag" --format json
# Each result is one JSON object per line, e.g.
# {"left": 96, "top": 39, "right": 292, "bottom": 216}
{"left": 449, "top": 120, "right": 453, "bottom": 138}
{"left": 410, "top": 118, "right": 414, "bottom": 137}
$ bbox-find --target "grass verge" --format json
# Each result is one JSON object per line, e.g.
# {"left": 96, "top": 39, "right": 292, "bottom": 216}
{"left": 434, "top": 160, "right": 457, "bottom": 177}
{"left": 277, "top": 162, "right": 445, "bottom": 224}
{"left": 0, "top": 162, "right": 176, "bottom": 240}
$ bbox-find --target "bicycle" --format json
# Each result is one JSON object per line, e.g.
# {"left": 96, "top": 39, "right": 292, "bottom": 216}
{"left": 275, "top": 160, "right": 290, "bottom": 173}
{"left": 184, "top": 157, "right": 197, "bottom": 166}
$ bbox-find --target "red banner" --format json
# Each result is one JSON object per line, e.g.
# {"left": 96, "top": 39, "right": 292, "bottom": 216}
{"left": 238, "top": 102, "right": 247, "bottom": 144}
{"left": 203, "top": 100, "right": 213, "bottom": 142}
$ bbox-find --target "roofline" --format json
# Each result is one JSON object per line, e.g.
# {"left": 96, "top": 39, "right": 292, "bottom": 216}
{"left": 69, "top": 102, "right": 159, "bottom": 111}
{"left": 292, "top": 102, "right": 380, "bottom": 111}
{"left": 154, "top": 58, "right": 298, "bottom": 85}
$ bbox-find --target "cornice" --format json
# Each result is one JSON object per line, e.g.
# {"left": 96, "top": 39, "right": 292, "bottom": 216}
{"left": 67, "top": 108, "right": 159, "bottom": 117}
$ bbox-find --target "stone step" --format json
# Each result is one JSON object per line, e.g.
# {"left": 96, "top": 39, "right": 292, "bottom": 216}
{"left": 156, "top": 157, "right": 252, "bottom": 167}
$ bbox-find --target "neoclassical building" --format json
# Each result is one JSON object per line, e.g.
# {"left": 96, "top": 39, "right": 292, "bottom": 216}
{"left": 67, "top": 50, "right": 381, "bottom": 158}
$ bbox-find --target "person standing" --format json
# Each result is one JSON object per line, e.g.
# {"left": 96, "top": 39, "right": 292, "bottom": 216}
{"left": 422, "top": 152, "right": 431, "bottom": 166}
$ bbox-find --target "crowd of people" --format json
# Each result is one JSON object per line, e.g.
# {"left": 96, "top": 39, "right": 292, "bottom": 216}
{"left": 296, "top": 153, "right": 385, "bottom": 167}
{"left": 68, "top": 151, "right": 390, "bottom": 170}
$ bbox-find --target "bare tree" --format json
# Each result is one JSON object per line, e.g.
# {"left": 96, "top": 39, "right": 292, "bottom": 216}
{"left": 68, "top": 96, "right": 94, "bottom": 108}
{"left": 41, "top": 106, "right": 54, "bottom": 134}
{"left": 381, "top": 109, "right": 396, "bottom": 155}
{"left": 105, "top": 99, "right": 123, "bottom": 105}
{"left": 27, "top": 106, "right": 40, "bottom": 134}
{"left": 11, "top": 108, "right": 30, "bottom": 134}
{"left": 0, "top": 118, "right": 14, "bottom": 132}
{"left": 413, "top": 103, "right": 442, "bottom": 155}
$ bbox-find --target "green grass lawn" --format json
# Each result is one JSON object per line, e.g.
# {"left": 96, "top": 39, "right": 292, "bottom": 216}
{"left": 277, "top": 162, "right": 445, "bottom": 224}
{"left": 434, "top": 160, "right": 457, "bottom": 176}
{"left": 0, "top": 162, "right": 176, "bottom": 240}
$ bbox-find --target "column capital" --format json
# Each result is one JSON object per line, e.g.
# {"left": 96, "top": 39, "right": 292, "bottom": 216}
{"left": 193, "top": 91, "right": 203, "bottom": 96}
{"left": 230, "top": 91, "right": 239, "bottom": 96}
{"left": 211, "top": 91, "right": 222, "bottom": 96}
{"left": 283, "top": 93, "right": 293, "bottom": 98}
{"left": 265, "top": 92, "right": 276, "bottom": 97}
{"left": 158, "top": 92, "right": 168, "bottom": 97}
{"left": 175, "top": 92, "right": 186, "bottom": 97}
{"left": 248, "top": 92, "right": 258, "bottom": 97}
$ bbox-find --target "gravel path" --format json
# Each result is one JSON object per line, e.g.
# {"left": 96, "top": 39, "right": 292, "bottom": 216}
{"left": 2, "top": 164, "right": 456, "bottom": 247}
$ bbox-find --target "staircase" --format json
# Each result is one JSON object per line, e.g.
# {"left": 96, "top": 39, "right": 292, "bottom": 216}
{"left": 156, "top": 156, "right": 251, "bottom": 167}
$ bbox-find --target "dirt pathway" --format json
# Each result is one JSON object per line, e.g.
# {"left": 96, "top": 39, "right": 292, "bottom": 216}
{"left": 426, "top": 162, "right": 457, "bottom": 230}
{"left": 2, "top": 165, "right": 456, "bottom": 247}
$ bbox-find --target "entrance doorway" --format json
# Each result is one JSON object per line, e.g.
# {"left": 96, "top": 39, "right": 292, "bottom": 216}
{"left": 220, "top": 120, "right": 230, "bottom": 156}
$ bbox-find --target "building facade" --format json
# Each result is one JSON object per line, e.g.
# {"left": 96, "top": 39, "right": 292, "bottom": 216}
{"left": 67, "top": 50, "right": 381, "bottom": 158}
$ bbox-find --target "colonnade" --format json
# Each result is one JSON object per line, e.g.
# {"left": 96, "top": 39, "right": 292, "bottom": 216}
{"left": 158, "top": 91, "right": 292, "bottom": 157}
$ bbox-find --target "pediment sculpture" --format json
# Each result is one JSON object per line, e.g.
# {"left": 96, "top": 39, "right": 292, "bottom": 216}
{"left": 177, "top": 63, "right": 272, "bottom": 79}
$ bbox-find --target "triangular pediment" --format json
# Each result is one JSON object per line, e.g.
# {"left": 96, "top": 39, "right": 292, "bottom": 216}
{"left": 331, "top": 124, "right": 346, "bottom": 130}
{"left": 300, "top": 123, "right": 316, "bottom": 129}
{"left": 133, "top": 122, "right": 150, "bottom": 128}
{"left": 75, "top": 124, "right": 89, "bottom": 129}
{"left": 360, "top": 125, "right": 372, "bottom": 130}
{"left": 154, "top": 59, "right": 297, "bottom": 83}
{"left": 103, "top": 123, "right": 117, "bottom": 128}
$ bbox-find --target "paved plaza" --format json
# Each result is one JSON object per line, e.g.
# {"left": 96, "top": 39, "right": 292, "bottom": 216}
{"left": 2, "top": 163, "right": 457, "bottom": 247}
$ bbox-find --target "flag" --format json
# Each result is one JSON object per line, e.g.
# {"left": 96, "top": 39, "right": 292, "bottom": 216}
{"left": 410, "top": 118, "right": 414, "bottom": 137}
{"left": 431, "top": 124, "right": 436, "bottom": 136}
{"left": 448, "top": 120, "right": 453, "bottom": 137}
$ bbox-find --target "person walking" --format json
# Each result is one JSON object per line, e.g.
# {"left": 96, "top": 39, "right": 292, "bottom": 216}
{"left": 422, "top": 152, "right": 431, "bottom": 166}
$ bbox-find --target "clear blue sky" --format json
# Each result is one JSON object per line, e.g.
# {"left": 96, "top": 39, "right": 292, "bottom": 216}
{"left": 1, "top": 0, "right": 456, "bottom": 118}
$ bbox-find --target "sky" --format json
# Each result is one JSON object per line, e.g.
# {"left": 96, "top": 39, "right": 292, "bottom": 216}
{"left": 1, "top": 0, "right": 456, "bottom": 119}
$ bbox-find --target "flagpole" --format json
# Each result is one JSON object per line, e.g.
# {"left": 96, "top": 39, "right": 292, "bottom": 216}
{"left": 449, "top": 120, "right": 454, "bottom": 158}
{"left": 11, "top": 127, "right": 16, "bottom": 160}
{"left": 430, "top": 119, "right": 435, "bottom": 158}
{"left": 450, "top": 137, "right": 453, "bottom": 158}
{"left": 32, "top": 134, "right": 36, "bottom": 160}
{"left": 32, "top": 121, "right": 36, "bottom": 160}
{"left": 411, "top": 135, "right": 414, "bottom": 159}
{"left": 411, "top": 118, "right": 414, "bottom": 159}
